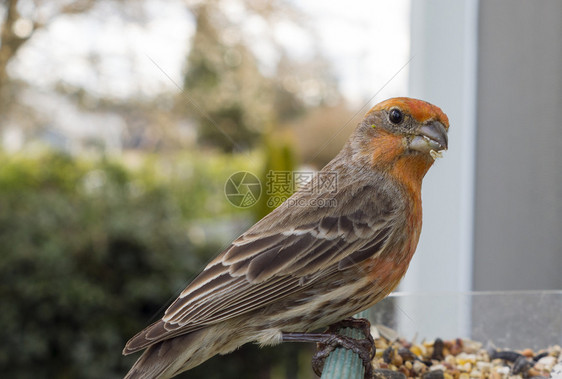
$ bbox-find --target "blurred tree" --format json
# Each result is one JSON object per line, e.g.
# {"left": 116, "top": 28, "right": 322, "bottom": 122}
{"left": 0, "top": 0, "right": 147, "bottom": 149}
{"left": 0, "top": 151, "right": 207, "bottom": 378}
{"left": 274, "top": 51, "right": 342, "bottom": 112}
{"left": 0, "top": 150, "right": 319, "bottom": 378}
{"left": 183, "top": 2, "right": 273, "bottom": 152}
{"left": 181, "top": 0, "right": 342, "bottom": 154}
{"left": 1, "top": 0, "right": 345, "bottom": 159}
{"left": 287, "top": 101, "right": 359, "bottom": 168}
{"left": 254, "top": 133, "right": 296, "bottom": 220}
{"left": 0, "top": 0, "right": 98, "bottom": 117}
{"left": 271, "top": 54, "right": 308, "bottom": 123}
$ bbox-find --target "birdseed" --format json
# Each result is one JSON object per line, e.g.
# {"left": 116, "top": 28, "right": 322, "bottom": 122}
{"left": 370, "top": 326, "right": 561, "bottom": 379}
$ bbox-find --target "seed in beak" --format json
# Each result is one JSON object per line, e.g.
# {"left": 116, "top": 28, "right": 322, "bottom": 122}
{"left": 429, "top": 150, "right": 443, "bottom": 160}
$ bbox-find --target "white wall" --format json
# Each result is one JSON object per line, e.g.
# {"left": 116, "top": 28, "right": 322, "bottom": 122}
{"left": 397, "top": 0, "right": 479, "bottom": 339}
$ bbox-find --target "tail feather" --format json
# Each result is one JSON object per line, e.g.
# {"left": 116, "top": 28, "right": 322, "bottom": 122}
{"left": 124, "top": 328, "right": 210, "bottom": 379}
{"left": 123, "top": 324, "right": 248, "bottom": 379}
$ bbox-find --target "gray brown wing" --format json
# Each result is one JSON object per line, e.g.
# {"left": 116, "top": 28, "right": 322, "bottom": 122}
{"left": 124, "top": 187, "right": 399, "bottom": 354}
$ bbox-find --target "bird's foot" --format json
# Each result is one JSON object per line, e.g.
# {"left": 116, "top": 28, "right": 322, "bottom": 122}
{"left": 325, "top": 317, "right": 375, "bottom": 349}
{"left": 312, "top": 332, "right": 375, "bottom": 378}
{"left": 281, "top": 318, "right": 375, "bottom": 378}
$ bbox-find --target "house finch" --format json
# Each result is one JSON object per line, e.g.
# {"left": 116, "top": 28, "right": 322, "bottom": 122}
{"left": 123, "top": 97, "right": 449, "bottom": 378}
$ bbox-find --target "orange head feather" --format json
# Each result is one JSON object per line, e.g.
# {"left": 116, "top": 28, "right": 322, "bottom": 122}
{"left": 368, "top": 97, "right": 449, "bottom": 129}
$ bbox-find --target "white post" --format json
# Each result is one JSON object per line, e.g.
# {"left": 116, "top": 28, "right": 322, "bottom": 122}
{"left": 397, "top": 0, "right": 479, "bottom": 340}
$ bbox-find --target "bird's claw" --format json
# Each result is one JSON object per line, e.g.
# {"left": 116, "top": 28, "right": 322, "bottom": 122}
{"left": 312, "top": 318, "right": 375, "bottom": 378}
{"left": 325, "top": 317, "right": 375, "bottom": 355}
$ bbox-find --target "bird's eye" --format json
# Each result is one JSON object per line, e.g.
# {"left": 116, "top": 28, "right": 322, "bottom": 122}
{"left": 389, "top": 108, "right": 404, "bottom": 124}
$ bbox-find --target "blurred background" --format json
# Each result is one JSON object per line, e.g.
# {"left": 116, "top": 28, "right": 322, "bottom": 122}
{"left": 0, "top": 0, "right": 560, "bottom": 378}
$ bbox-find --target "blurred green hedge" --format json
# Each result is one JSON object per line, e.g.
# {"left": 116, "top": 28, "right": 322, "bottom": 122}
{"left": 0, "top": 150, "right": 314, "bottom": 378}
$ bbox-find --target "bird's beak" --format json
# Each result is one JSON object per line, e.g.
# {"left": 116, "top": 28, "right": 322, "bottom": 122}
{"left": 409, "top": 121, "right": 448, "bottom": 153}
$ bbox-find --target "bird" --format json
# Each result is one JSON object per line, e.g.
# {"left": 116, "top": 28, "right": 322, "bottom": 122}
{"left": 123, "top": 97, "right": 449, "bottom": 378}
